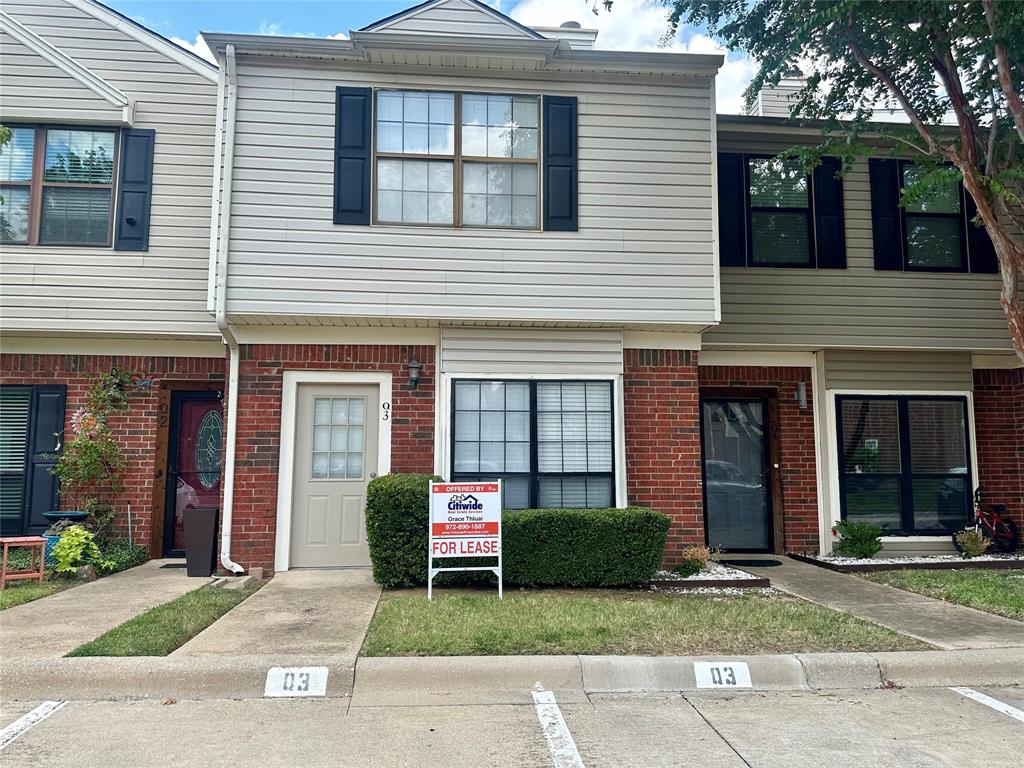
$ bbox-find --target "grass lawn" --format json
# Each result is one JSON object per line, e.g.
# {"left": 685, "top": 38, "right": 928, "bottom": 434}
{"left": 0, "top": 580, "right": 74, "bottom": 610}
{"left": 66, "top": 583, "right": 261, "bottom": 657}
{"left": 863, "top": 569, "right": 1024, "bottom": 621}
{"left": 362, "top": 589, "right": 928, "bottom": 657}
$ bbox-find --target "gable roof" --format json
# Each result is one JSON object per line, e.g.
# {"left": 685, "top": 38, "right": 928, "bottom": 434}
{"left": 361, "top": 0, "right": 545, "bottom": 40}
{"left": 64, "top": 0, "right": 217, "bottom": 82}
{"left": 0, "top": 9, "right": 134, "bottom": 123}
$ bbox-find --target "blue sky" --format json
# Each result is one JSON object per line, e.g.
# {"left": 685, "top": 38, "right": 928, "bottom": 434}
{"left": 102, "top": 0, "right": 756, "bottom": 112}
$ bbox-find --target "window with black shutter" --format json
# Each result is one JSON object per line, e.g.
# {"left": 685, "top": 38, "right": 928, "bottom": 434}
{"left": 717, "top": 152, "right": 846, "bottom": 269}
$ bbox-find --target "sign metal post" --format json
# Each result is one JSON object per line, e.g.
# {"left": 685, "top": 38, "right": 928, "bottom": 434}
{"left": 428, "top": 481, "right": 502, "bottom": 600}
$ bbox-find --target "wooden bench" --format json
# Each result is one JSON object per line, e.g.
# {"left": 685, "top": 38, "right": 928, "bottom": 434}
{"left": 0, "top": 536, "right": 47, "bottom": 589}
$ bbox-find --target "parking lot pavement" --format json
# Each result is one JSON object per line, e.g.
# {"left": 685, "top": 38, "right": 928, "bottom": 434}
{"left": 1, "top": 687, "right": 1021, "bottom": 767}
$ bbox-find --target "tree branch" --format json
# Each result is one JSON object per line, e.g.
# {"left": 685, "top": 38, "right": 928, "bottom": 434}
{"left": 983, "top": 0, "right": 1024, "bottom": 143}
{"left": 985, "top": 92, "right": 997, "bottom": 174}
{"left": 844, "top": 30, "right": 944, "bottom": 157}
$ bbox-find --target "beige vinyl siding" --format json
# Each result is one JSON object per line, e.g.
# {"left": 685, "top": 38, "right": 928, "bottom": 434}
{"left": 368, "top": 0, "right": 536, "bottom": 39}
{"left": 226, "top": 64, "right": 716, "bottom": 326}
{"left": 704, "top": 132, "right": 1012, "bottom": 352}
{"left": 823, "top": 350, "right": 973, "bottom": 391}
{"left": 0, "top": 31, "right": 125, "bottom": 123}
{"left": 0, "top": 0, "right": 217, "bottom": 337}
{"left": 441, "top": 327, "right": 623, "bottom": 374}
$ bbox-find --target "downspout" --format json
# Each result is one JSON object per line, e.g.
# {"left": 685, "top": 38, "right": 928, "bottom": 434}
{"left": 214, "top": 43, "right": 244, "bottom": 575}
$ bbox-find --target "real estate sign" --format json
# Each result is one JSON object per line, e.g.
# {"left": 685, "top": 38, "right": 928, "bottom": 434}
{"left": 428, "top": 481, "right": 502, "bottom": 600}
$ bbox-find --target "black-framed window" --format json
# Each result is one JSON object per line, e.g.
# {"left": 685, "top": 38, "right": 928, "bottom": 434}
{"left": 746, "top": 156, "right": 812, "bottom": 266}
{"left": 718, "top": 152, "right": 846, "bottom": 269}
{"left": 373, "top": 90, "right": 540, "bottom": 229}
{"left": 837, "top": 395, "right": 972, "bottom": 535}
{"left": 901, "top": 163, "right": 966, "bottom": 271}
{"left": 451, "top": 379, "right": 614, "bottom": 509}
{"left": 0, "top": 125, "right": 118, "bottom": 246}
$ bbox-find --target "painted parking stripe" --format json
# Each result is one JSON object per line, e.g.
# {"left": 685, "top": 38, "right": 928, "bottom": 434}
{"left": 950, "top": 687, "right": 1024, "bottom": 724}
{"left": 0, "top": 701, "right": 68, "bottom": 751}
{"left": 532, "top": 689, "right": 585, "bottom": 768}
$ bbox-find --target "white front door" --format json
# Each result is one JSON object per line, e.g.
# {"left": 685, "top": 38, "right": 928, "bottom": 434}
{"left": 290, "top": 383, "right": 378, "bottom": 567}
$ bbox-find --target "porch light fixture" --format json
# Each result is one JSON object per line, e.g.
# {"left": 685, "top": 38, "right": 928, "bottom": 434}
{"left": 407, "top": 359, "right": 422, "bottom": 389}
{"left": 796, "top": 382, "right": 808, "bottom": 410}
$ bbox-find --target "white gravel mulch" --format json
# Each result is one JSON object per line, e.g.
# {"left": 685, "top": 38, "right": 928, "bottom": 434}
{"left": 816, "top": 553, "right": 1024, "bottom": 566}
{"left": 653, "top": 562, "right": 758, "bottom": 581}
{"left": 648, "top": 584, "right": 778, "bottom": 598}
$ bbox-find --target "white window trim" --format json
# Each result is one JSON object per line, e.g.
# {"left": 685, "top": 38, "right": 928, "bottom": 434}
{"left": 434, "top": 371, "right": 628, "bottom": 508}
{"left": 274, "top": 370, "right": 393, "bottom": 572}
{"left": 823, "top": 388, "right": 979, "bottom": 552}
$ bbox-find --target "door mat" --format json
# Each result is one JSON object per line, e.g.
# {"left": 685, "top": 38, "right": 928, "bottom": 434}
{"left": 720, "top": 559, "right": 782, "bottom": 567}
{"left": 159, "top": 563, "right": 187, "bottom": 569}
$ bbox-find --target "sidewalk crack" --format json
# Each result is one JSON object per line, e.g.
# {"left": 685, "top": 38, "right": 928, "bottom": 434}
{"left": 681, "top": 693, "right": 753, "bottom": 768}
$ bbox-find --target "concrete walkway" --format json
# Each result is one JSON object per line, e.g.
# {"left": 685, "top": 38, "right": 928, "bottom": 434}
{"left": 0, "top": 560, "right": 203, "bottom": 659}
{"left": 173, "top": 569, "right": 381, "bottom": 657}
{"left": 738, "top": 555, "right": 1024, "bottom": 650}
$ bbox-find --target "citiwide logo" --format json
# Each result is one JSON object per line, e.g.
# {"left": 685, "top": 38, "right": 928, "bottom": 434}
{"left": 447, "top": 494, "right": 483, "bottom": 511}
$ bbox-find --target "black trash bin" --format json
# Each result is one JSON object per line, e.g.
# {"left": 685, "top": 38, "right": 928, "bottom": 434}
{"left": 184, "top": 506, "right": 218, "bottom": 577}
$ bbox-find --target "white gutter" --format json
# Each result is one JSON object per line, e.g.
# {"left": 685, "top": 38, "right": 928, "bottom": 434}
{"left": 213, "top": 43, "right": 244, "bottom": 575}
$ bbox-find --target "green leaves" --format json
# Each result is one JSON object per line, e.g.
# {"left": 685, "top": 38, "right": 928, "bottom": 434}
{"left": 52, "top": 524, "right": 115, "bottom": 574}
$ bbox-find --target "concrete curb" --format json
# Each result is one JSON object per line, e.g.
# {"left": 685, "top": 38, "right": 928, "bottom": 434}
{"left": 2, "top": 648, "right": 1020, "bottom": 701}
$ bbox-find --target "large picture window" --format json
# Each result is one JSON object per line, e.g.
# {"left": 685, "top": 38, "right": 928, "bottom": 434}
{"left": 451, "top": 380, "right": 614, "bottom": 509}
{"left": 837, "top": 395, "right": 971, "bottom": 535}
{"left": 374, "top": 90, "right": 540, "bottom": 229}
{"left": 0, "top": 125, "right": 118, "bottom": 246}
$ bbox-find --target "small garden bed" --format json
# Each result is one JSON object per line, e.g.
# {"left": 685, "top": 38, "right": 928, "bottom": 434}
{"left": 66, "top": 581, "right": 262, "bottom": 657}
{"left": 650, "top": 561, "right": 770, "bottom": 590}
{"left": 862, "top": 569, "right": 1024, "bottom": 621}
{"left": 362, "top": 588, "right": 927, "bottom": 657}
{"left": 790, "top": 551, "right": 1024, "bottom": 574}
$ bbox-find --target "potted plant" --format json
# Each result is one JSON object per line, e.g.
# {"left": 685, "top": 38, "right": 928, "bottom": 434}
{"left": 50, "top": 369, "right": 136, "bottom": 541}
{"left": 43, "top": 518, "right": 75, "bottom": 567}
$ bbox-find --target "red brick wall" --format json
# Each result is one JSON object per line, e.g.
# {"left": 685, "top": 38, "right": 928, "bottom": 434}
{"left": 973, "top": 367, "right": 1024, "bottom": 529}
{"left": 698, "top": 365, "right": 819, "bottom": 553}
{"left": 622, "top": 349, "right": 702, "bottom": 565}
{"left": 230, "top": 344, "right": 435, "bottom": 571}
{"left": 0, "top": 353, "right": 226, "bottom": 550}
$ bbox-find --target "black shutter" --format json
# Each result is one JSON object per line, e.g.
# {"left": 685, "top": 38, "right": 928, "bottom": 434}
{"left": 25, "top": 385, "right": 66, "bottom": 534}
{"left": 812, "top": 157, "right": 846, "bottom": 269}
{"left": 717, "top": 153, "right": 746, "bottom": 267}
{"left": 963, "top": 190, "right": 999, "bottom": 274}
{"left": 114, "top": 128, "right": 155, "bottom": 251}
{"left": 868, "top": 158, "right": 903, "bottom": 270}
{"left": 334, "top": 86, "right": 372, "bottom": 225}
{"left": 542, "top": 95, "right": 578, "bottom": 231}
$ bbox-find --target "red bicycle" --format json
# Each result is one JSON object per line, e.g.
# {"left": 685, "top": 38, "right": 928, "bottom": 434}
{"left": 953, "top": 487, "right": 1020, "bottom": 554}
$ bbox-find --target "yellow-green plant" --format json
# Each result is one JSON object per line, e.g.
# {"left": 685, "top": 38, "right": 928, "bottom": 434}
{"left": 53, "top": 525, "right": 115, "bottom": 573}
{"left": 955, "top": 529, "right": 991, "bottom": 559}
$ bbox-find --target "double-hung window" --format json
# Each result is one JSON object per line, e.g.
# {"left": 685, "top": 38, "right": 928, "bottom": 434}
{"left": 374, "top": 90, "right": 540, "bottom": 229}
{"left": 0, "top": 125, "right": 118, "bottom": 246}
{"left": 746, "top": 156, "right": 812, "bottom": 266}
{"left": 451, "top": 380, "right": 615, "bottom": 509}
{"left": 901, "top": 164, "right": 966, "bottom": 271}
{"left": 837, "top": 395, "right": 972, "bottom": 535}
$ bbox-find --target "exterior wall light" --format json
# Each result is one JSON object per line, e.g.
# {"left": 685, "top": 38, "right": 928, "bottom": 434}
{"left": 407, "top": 359, "right": 422, "bottom": 389}
{"left": 796, "top": 381, "right": 808, "bottom": 410}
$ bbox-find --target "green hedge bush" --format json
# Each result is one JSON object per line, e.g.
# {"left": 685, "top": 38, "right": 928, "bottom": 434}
{"left": 364, "top": 474, "right": 669, "bottom": 588}
{"left": 98, "top": 539, "right": 149, "bottom": 573}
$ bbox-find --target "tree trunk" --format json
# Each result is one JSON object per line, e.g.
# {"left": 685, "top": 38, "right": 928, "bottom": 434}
{"left": 960, "top": 169, "right": 1024, "bottom": 364}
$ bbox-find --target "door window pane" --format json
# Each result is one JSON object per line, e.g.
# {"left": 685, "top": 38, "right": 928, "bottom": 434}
{"left": 840, "top": 400, "right": 901, "bottom": 474}
{"left": 311, "top": 397, "right": 365, "bottom": 479}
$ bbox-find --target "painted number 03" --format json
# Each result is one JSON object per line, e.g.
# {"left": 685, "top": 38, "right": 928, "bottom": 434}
{"left": 381, "top": 401, "right": 391, "bottom": 421}
{"left": 710, "top": 666, "right": 737, "bottom": 686}
{"left": 282, "top": 671, "right": 310, "bottom": 692}
{"left": 694, "top": 661, "right": 752, "bottom": 689}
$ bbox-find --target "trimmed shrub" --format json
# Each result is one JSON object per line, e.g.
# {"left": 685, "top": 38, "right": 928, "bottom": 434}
{"left": 364, "top": 473, "right": 670, "bottom": 588}
{"left": 831, "top": 520, "right": 884, "bottom": 559}
{"left": 365, "top": 473, "right": 442, "bottom": 588}
{"left": 503, "top": 507, "right": 669, "bottom": 587}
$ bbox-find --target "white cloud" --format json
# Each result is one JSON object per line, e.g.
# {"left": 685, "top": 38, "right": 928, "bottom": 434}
{"left": 258, "top": 20, "right": 284, "bottom": 36}
{"left": 327, "top": 32, "right": 349, "bottom": 41}
{"left": 171, "top": 34, "right": 216, "bottom": 64}
{"left": 507, "top": 0, "right": 756, "bottom": 113}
